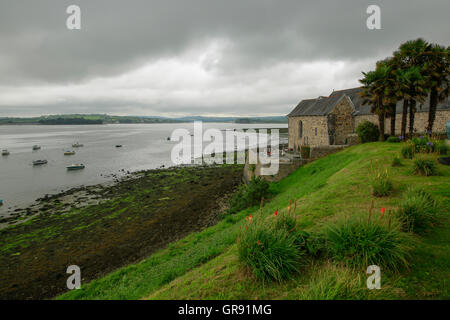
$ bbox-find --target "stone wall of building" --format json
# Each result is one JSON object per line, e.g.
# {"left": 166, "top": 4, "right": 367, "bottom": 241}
{"left": 329, "top": 97, "right": 355, "bottom": 145}
{"left": 288, "top": 115, "right": 328, "bottom": 149}
{"left": 355, "top": 110, "right": 450, "bottom": 135}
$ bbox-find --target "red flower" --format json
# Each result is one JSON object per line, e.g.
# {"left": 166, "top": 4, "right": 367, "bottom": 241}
{"left": 246, "top": 214, "right": 253, "bottom": 222}
{"left": 257, "top": 240, "right": 262, "bottom": 246}
{"left": 274, "top": 210, "right": 278, "bottom": 216}
{"left": 381, "top": 207, "right": 386, "bottom": 218}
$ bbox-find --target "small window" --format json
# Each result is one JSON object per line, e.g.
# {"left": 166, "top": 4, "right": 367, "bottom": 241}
{"left": 315, "top": 128, "right": 317, "bottom": 136}
{"left": 298, "top": 121, "right": 303, "bottom": 138}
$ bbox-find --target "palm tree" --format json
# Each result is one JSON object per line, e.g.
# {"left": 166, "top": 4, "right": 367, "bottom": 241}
{"left": 391, "top": 39, "right": 430, "bottom": 138}
{"left": 359, "top": 62, "right": 392, "bottom": 141}
{"left": 423, "top": 44, "right": 449, "bottom": 133}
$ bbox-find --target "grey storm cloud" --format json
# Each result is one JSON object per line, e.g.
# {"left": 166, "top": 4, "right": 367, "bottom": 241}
{"left": 0, "top": 0, "right": 449, "bottom": 116}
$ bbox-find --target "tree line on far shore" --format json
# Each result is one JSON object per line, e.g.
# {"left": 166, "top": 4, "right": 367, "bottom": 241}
{"left": 359, "top": 38, "right": 449, "bottom": 141}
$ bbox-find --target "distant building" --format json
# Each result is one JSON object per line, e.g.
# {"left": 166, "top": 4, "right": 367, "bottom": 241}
{"left": 287, "top": 87, "right": 450, "bottom": 150}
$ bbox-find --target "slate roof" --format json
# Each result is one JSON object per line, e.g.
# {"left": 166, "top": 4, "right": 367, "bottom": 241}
{"left": 288, "top": 87, "right": 450, "bottom": 117}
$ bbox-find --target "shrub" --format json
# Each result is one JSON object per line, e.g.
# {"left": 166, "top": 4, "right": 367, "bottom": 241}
{"left": 436, "top": 143, "right": 448, "bottom": 155}
{"left": 238, "top": 215, "right": 303, "bottom": 282}
{"left": 401, "top": 144, "right": 414, "bottom": 159}
{"left": 246, "top": 176, "right": 270, "bottom": 205}
{"left": 391, "top": 156, "right": 402, "bottom": 167}
{"left": 325, "top": 217, "right": 413, "bottom": 271}
{"left": 355, "top": 121, "right": 380, "bottom": 143}
{"left": 228, "top": 176, "right": 271, "bottom": 214}
{"left": 371, "top": 168, "right": 393, "bottom": 197}
{"left": 395, "top": 188, "right": 439, "bottom": 234}
{"left": 300, "top": 145, "right": 311, "bottom": 159}
{"left": 386, "top": 136, "right": 400, "bottom": 143}
{"left": 413, "top": 158, "right": 437, "bottom": 176}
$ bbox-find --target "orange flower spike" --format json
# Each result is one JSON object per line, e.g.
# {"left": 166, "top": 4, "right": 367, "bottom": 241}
{"left": 381, "top": 207, "right": 386, "bottom": 218}
{"left": 274, "top": 210, "right": 278, "bottom": 216}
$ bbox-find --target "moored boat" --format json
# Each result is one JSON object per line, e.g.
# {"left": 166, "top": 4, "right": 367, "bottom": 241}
{"left": 64, "top": 150, "right": 76, "bottom": 155}
{"left": 115, "top": 145, "right": 123, "bottom": 148}
{"left": 66, "top": 164, "right": 85, "bottom": 170}
{"left": 32, "top": 145, "right": 41, "bottom": 150}
{"left": 1, "top": 149, "right": 10, "bottom": 156}
{"left": 0, "top": 199, "right": 3, "bottom": 206}
{"left": 33, "top": 159, "right": 48, "bottom": 166}
{"left": 72, "top": 142, "right": 84, "bottom": 148}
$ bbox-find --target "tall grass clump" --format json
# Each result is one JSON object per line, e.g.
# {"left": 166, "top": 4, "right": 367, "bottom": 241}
{"left": 412, "top": 158, "right": 437, "bottom": 176}
{"left": 324, "top": 216, "right": 413, "bottom": 271}
{"left": 297, "top": 264, "right": 369, "bottom": 300}
{"left": 401, "top": 144, "right": 414, "bottom": 159}
{"left": 238, "top": 210, "right": 304, "bottom": 282}
{"left": 395, "top": 188, "right": 439, "bottom": 234}
{"left": 370, "top": 164, "right": 393, "bottom": 197}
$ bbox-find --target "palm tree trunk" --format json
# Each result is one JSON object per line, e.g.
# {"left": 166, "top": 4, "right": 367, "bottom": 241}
{"left": 409, "top": 100, "right": 416, "bottom": 139}
{"left": 390, "top": 103, "right": 396, "bottom": 136}
{"left": 378, "top": 113, "right": 385, "bottom": 141}
{"left": 401, "top": 100, "right": 408, "bottom": 139}
{"left": 427, "top": 87, "right": 438, "bottom": 134}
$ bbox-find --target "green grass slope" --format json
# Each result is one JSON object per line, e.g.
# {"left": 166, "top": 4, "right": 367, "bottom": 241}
{"left": 60, "top": 142, "right": 449, "bottom": 300}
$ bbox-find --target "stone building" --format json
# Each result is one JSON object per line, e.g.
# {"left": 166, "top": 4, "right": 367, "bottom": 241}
{"left": 288, "top": 87, "right": 450, "bottom": 150}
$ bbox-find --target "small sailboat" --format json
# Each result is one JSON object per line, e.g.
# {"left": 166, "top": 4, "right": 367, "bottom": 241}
{"left": 72, "top": 142, "right": 84, "bottom": 148}
{"left": 32, "top": 145, "right": 41, "bottom": 150}
{"left": 33, "top": 159, "right": 48, "bottom": 166}
{"left": 67, "top": 164, "right": 85, "bottom": 171}
{"left": 64, "top": 150, "right": 76, "bottom": 155}
{"left": 2, "top": 149, "right": 10, "bottom": 156}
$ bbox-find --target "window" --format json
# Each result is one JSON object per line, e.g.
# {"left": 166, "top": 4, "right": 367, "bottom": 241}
{"left": 298, "top": 120, "right": 303, "bottom": 138}
{"left": 315, "top": 128, "right": 317, "bottom": 136}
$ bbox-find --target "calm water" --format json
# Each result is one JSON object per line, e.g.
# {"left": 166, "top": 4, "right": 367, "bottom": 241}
{"left": 0, "top": 123, "right": 287, "bottom": 213}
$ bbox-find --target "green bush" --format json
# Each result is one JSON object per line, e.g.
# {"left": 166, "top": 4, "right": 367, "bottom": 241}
{"left": 324, "top": 217, "right": 413, "bottom": 271}
{"left": 355, "top": 121, "right": 380, "bottom": 143}
{"left": 395, "top": 188, "right": 439, "bottom": 234}
{"left": 413, "top": 158, "right": 437, "bottom": 176}
{"left": 401, "top": 144, "right": 414, "bottom": 159}
{"left": 228, "top": 176, "right": 271, "bottom": 214}
{"left": 238, "top": 216, "right": 303, "bottom": 282}
{"left": 386, "top": 136, "right": 400, "bottom": 143}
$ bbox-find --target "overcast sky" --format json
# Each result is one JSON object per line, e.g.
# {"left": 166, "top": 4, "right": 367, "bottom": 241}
{"left": 0, "top": 0, "right": 449, "bottom": 117}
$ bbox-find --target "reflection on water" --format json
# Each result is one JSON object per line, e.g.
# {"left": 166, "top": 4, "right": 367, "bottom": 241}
{"left": 0, "top": 123, "right": 287, "bottom": 213}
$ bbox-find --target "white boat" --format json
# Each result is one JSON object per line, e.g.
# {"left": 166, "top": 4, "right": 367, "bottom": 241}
{"left": 64, "top": 150, "right": 76, "bottom": 155}
{"left": 1, "top": 149, "right": 10, "bottom": 156}
{"left": 32, "top": 145, "right": 41, "bottom": 150}
{"left": 33, "top": 160, "right": 48, "bottom": 166}
{"left": 67, "top": 164, "right": 85, "bottom": 170}
{"left": 72, "top": 143, "right": 84, "bottom": 148}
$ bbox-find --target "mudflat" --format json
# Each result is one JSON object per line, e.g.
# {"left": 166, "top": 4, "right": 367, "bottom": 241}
{"left": 0, "top": 165, "right": 243, "bottom": 299}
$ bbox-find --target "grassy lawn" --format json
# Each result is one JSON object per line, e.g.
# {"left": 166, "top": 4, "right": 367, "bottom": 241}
{"left": 60, "top": 142, "right": 449, "bottom": 300}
